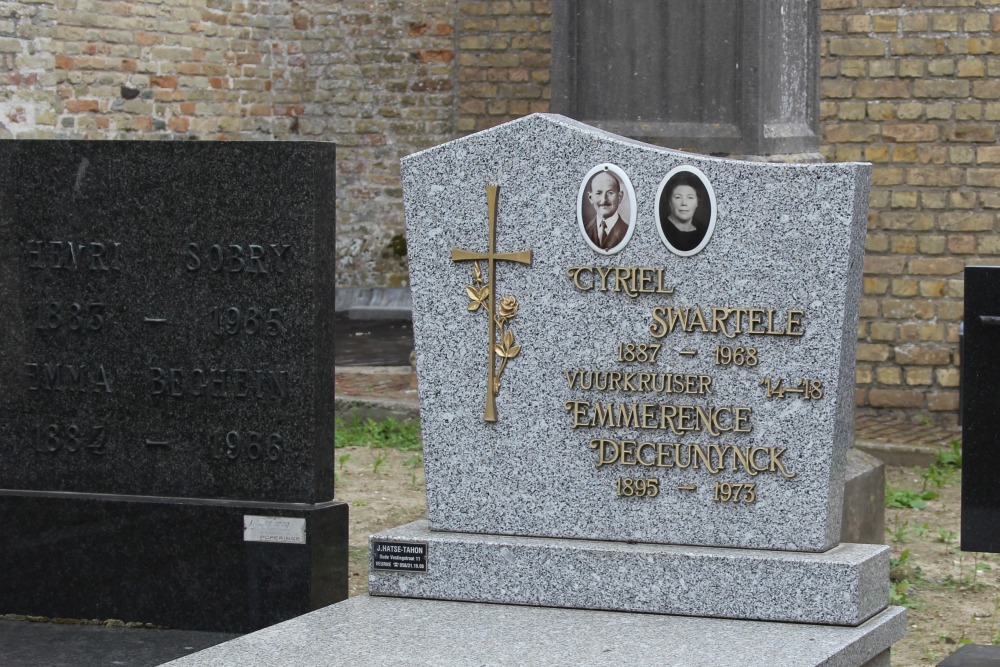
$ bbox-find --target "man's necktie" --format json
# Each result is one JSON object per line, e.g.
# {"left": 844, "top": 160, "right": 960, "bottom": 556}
{"left": 601, "top": 221, "right": 609, "bottom": 248}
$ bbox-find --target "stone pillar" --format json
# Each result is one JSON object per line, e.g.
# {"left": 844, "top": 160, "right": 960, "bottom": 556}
{"left": 551, "top": 0, "right": 820, "bottom": 160}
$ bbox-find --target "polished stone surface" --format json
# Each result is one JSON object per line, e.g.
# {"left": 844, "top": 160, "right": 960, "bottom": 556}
{"left": 0, "top": 620, "right": 238, "bottom": 667}
{"left": 402, "top": 113, "right": 870, "bottom": 551}
{"left": 162, "top": 596, "right": 906, "bottom": 667}
{"left": 0, "top": 140, "right": 346, "bottom": 633}
{"left": 369, "top": 520, "right": 888, "bottom": 625}
{"left": 937, "top": 643, "right": 1000, "bottom": 666}
{"left": 962, "top": 266, "right": 1000, "bottom": 554}
{"left": 0, "top": 490, "right": 348, "bottom": 633}
{"left": 0, "top": 140, "right": 336, "bottom": 504}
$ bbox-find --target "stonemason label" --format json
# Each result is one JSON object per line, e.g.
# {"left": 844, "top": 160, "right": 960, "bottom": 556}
{"left": 372, "top": 540, "right": 429, "bottom": 573}
{"left": 243, "top": 515, "right": 307, "bottom": 545}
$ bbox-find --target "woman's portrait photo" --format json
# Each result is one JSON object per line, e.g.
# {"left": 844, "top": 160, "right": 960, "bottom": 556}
{"left": 655, "top": 166, "right": 717, "bottom": 257}
{"left": 577, "top": 163, "right": 637, "bottom": 256}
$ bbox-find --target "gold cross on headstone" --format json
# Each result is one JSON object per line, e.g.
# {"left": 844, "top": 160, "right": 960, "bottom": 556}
{"left": 451, "top": 184, "right": 532, "bottom": 422}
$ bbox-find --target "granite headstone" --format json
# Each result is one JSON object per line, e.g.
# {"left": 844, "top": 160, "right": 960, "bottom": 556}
{"left": 402, "top": 114, "right": 864, "bottom": 553}
{"left": 370, "top": 114, "right": 904, "bottom": 664}
{"left": 0, "top": 141, "right": 347, "bottom": 632}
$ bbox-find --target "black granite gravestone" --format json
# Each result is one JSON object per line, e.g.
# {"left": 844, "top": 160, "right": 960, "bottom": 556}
{"left": 0, "top": 141, "right": 347, "bottom": 632}
{"left": 961, "top": 266, "right": 1000, "bottom": 554}
{"left": 936, "top": 269, "right": 1000, "bottom": 667}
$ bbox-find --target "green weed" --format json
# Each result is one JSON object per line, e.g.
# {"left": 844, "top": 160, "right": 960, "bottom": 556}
{"left": 887, "top": 518, "right": 911, "bottom": 543}
{"left": 338, "top": 452, "right": 352, "bottom": 472}
{"left": 372, "top": 452, "right": 388, "bottom": 475}
{"left": 886, "top": 486, "right": 939, "bottom": 509}
{"left": 936, "top": 439, "right": 963, "bottom": 470}
{"left": 937, "top": 528, "right": 957, "bottom": 544}
{"left": 921, "top": 441, "right": 962, "bottom": 491}
{"left": 890, "top": 579, "right": 914, "bottom": 607}
{"left": 890, "top": 548, "right": 911, "bottom": 575}
{"left": 334, "top": 416, "right": 422, "bottom": 451}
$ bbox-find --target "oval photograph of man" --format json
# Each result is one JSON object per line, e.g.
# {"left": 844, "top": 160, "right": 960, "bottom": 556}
{"left": 655, "top": 166, "right": 717, "bottom": 257}
{"left": 577, "top": 163, "right": 637, "bottom": 255}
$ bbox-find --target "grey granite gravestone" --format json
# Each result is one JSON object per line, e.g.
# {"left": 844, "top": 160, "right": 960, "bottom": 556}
{"left": 372, "top": 114, "right": 904, "bottom": 662}
{"left": 0, "top": 141, "right": 347, "bottom": 633}
{"left": 162, "top": 115, "right": 902, "bottom": 666}
{"left": 404, "top": 115, "right": 860, "bottom": 553}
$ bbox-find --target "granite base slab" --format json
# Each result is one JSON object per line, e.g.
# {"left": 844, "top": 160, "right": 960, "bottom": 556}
{"left": 369, "top": 521, "right": 888, "bottom": 626}
{"left": 0, "top": 489, "right": 348, "bottom": 633}
{"left": 161, "top": 595, "right": 906, "bottom": 667}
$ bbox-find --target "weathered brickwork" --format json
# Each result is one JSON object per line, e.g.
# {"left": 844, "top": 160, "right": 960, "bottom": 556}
{"left": 1, "top": 0, "right": 317, "bottom": 139}
{"left": 455, "top": 1, "right": 550, "bottom": 133}
{"left": 326, "top": 0, "right": 456, "bottom": 288}
{"left": 819, "top": 0, "right": 1000, "bottom": 418}
{"left": 0, "top": 0, "right": 987, "bottom": 419}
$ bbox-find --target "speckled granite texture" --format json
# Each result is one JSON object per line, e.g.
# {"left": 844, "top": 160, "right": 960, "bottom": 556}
{"left": 161, "top": 596, "right": 905, "bottom": 667}
{"left": 401, "top": 114, "right": 870, "bottom": 552}
{"left": 368, "top": 520, "right": 888, "bottom": 626}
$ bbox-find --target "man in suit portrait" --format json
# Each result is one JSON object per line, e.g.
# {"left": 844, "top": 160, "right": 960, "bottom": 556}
{"left": 583, "top": 170, "right": 629, "bottom": 251}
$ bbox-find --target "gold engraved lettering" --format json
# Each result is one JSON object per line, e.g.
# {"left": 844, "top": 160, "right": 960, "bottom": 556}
{"left": 768, "top": 448, "right": 796, "bottom": 478}
{"left": 566, "top": 267, "right": 593, "bottom": 292}
{"left": 650, "top": 306, "right": 806, "bottom": 339}
{"left": 615, "top": 268, "right": 637, "bottom": 298}
{"left": 563, "top": 370, "right": 713, "bottom": 395}
{"left": 637, "top": 268, "right": 654, "bottom": 293}
{"left": 649, "top": 307, "right": 669, "bottom": 338}
{"left": 591, "top": 440, "right": 796, "bottom": 478}
{"left": 637, "top": 441, "right": 657, "bottom": 465}
{"left": 786, "top": 310, "right": 804, "bottom": 336}
{"left": 566, "top": 266, "right": 674, "bottom": 296}
{"left": 595, "top": 266, "right": 613, "bottom": 291}
{"left": 608, "top": 371, "right": 621, "bottom": 391}
{"left": 589, "top": 438, "right": 617, "bottom": 467}
{"left": 713, "top": 482, "right": 757, "bottom": 503}
{"left": 615, "top": 477, "right": 660, "bottom": 498}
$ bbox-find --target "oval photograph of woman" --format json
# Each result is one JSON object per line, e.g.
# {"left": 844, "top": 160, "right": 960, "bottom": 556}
{"left": 655, "top": 165, "right": 717, "bottom": 257}
{"left": 577, "top": 163, "right": 637, "bottom": 256}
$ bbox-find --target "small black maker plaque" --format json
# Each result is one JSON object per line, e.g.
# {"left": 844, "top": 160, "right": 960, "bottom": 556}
{"left": 372, "top": 540, "right": 428, "bottom": 573}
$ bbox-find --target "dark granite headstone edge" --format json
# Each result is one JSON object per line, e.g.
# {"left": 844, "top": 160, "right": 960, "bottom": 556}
{"left": 0, "top": 490, "right": 348, "bottom": 633}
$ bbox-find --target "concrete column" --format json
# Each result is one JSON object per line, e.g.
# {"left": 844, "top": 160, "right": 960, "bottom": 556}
{"left": 552, "top": 0, "right": 820, "bottom": 159}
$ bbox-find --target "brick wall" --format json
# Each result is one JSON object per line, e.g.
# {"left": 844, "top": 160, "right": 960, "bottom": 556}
{"left": 326, "top": 0, "right": 456, "bottom": 288}
{"left": 1, "top": 0, "right": 318, "bottom": 139}
{"left": 819, "top": 0, "right": 1000, "bottom": 418}
{"left": 0, "top": 0, "right": 991, "bottom": 419}
{"left": 455, "top": 1, "right": 550, "bottom": 133}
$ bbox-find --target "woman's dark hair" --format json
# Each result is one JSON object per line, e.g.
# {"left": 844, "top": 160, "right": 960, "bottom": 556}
{"left": 660, "top": 171, "right": 710, "bottom": 230}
